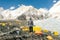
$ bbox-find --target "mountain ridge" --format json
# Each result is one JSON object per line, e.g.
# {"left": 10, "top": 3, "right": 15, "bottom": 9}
{"left": 0, "top": 1, "right": 60, "bottom": 20}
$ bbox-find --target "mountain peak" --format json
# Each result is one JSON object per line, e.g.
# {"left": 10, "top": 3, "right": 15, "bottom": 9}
{"left": 0, "top": 5, "right": 49, "bottom": 20}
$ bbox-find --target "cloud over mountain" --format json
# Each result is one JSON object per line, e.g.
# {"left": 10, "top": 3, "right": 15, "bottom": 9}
{"left": 10, "top": 6, "right": 15, "bottom": 10}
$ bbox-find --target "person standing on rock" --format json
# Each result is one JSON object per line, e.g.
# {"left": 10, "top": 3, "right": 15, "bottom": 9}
{"left": 28, "top": 17, "right": 34, "bottom": 32}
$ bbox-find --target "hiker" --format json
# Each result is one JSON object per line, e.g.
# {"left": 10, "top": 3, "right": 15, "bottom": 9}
{"left": 28, "top": 17, "right": 34, "bottom": 32}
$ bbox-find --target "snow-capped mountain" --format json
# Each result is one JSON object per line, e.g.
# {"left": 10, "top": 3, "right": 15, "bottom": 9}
{"left": 1, "top": 5, "right": 32, "bottom": 20}
{"left": 49, "top": 1, "right": 60, "bottom": 20}
{"left": 0, "top": 5, "right": 49, "bottom": 20}
{"left": 0, "top": 1, "right": 60, "bottom": 20}
{"left": 0, "top": 1, "right": 60, "bottom": 32}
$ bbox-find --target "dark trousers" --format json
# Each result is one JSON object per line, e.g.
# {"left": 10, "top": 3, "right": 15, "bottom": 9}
{"left": 29, "top": 26, "right": 33, "bottom": 32}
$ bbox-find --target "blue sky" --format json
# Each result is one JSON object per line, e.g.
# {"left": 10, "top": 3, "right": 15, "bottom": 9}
{"left": 0, "top": 0, "right": 58, "bottom": 9}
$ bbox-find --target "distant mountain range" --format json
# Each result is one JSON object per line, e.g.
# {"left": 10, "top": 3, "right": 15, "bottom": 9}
{"left": 0, "top": 1, "right": 60, "bottom": 20}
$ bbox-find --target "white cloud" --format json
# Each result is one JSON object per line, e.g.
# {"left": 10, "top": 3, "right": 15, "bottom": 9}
{"left": 53, "top": 0, "right": 57, "bottom": 3}
{"left": 10, "top": 6, "right": 15, "bottom": 10}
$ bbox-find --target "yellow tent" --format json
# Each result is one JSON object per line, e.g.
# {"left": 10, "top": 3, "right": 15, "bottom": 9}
{"left": 22, "top": 25, "right": 42, "bottom": 32}
{"left": 2, "top": 23, "right": 6, "bottom": 26}
{"left": 33, "top": 26, "right": 42, "bottom": 32}
{"left": 43, "top": 29, "right": 48, "bottom": 33}
{"left": 53, "top": 32, "right": 59, "bottom": 36}
{"left": 22, "top": 26, "right": 29, "bottom": 31}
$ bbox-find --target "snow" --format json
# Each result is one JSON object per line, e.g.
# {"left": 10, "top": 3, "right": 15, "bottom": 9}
{"left": 34, "top": 18, "right": 60, "bottom": 33}
{"left": 49, "top": 1, "right": 60, "bottom": 20}
{"left": 0, "top": 5, "right": 48, "bottom": 20}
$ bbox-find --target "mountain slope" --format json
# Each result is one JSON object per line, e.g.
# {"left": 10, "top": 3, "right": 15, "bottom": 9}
{"left": 0, "top": 1, "right": 60, "bottom": 20}
{"left": 0, "top": 5, "right": 49, "bottom": 20}
{"left": 49, "top": 1, "right": 60, "bottom": 20}
{"left": 34, "top": 18, "right": 60, "bottom": 33}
